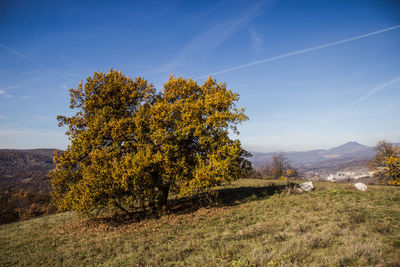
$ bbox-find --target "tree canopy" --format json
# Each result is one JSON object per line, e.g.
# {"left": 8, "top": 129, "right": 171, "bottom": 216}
{"left": 50, "top": 69, "right": 251, "bottom": 216}
{"left": 370, "top": 141, "right": 400, "bottom": 186}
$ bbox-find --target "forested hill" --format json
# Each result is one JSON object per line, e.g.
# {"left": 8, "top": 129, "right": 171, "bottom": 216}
{"left": 0, "top": 149, "right": 58, "bottom": 192}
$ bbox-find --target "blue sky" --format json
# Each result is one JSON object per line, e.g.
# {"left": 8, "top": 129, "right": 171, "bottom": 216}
{"left": 0, "top": 0, "right": 399, "bottom": 152}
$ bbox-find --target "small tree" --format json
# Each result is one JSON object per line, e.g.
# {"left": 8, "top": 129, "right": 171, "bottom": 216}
{"left": 261, "top": 153, "right": 298, "bottom": 180}
{"left": 50, "top": 70, "right": 251, "bottom": 216}
{"left": 370, "top": 141, "right": 400, "bottom": 186}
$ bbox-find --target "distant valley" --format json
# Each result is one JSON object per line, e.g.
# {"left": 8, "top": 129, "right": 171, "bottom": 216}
{"left": 249, "top": 141, "right": 382, "bottom": 177}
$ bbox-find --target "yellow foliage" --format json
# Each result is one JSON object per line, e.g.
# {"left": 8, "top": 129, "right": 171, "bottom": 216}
{"left": 279, "top": 176, "right": 287, "bottom": 181}
{"left": 370, "top": 141, "right": 400, "bottom": 186}
{"left": 50, "top": 70, "right": 251, "bottom": 216}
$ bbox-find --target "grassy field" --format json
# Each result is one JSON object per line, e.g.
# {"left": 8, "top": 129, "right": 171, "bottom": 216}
{"left": 1, "top": 179, "right": 399, "bottom": 266}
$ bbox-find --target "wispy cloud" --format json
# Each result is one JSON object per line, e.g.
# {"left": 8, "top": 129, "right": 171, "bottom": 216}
{"left": 0, "top": 87, "right": 32, "bottom": 99}
{"left": 249, "top": 27, "right": 263, "bottom": 54}
{"left": 158, "top": 1, "right": 272, "bottom": 74}
{"left": 0, "top": 128, "right": 62, "bottom": 137}
{"left": 0, "top": 88, "right": 13, "bottom": 98}
{"left": 196, "top": 24, "right": 400, "bottom": 79}
{"left": 0, "top": 44, "right": 77, "bottom": 83}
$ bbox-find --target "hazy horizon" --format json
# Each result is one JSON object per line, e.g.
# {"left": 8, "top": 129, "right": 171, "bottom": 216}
{"left": 1, "top": 0, "right": 399, "bottom": 152}
{"left": 2, "top": 140, "right": 400, "bottom": 155}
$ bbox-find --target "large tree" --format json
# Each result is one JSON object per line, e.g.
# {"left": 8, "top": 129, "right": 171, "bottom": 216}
{"left": 50, "top": 70, "right": 250, "bottom": 216}
{"left": 370, "top": 141, "right": 400, "bottom": 186}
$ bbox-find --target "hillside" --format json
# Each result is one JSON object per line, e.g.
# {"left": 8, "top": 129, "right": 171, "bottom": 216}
{"left": 0, "top": 149, "right": 57, "bottom": 192}
{"left": 1, "top": 179, "right": 399, "bottom": 266}
{"left": 0, "top": 149, "right": 58, "bottom": 223}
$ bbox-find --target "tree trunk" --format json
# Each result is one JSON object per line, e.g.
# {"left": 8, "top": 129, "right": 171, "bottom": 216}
{"left": 149, "top": 201, "right": 157, "bottom": 215}
{"left": 157, "top": 185, "right": 170, "bottom": 214}
{"left": 114, "top": 201, "right": 130, "bottom": 216}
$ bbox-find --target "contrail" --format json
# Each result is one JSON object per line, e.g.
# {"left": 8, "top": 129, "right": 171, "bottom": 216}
{"left": 196, "top": 24, "right": 400, "bottom": 79}
{"left": 309, "top": 75, "right": 400, "bottom": 129}
{"left": 0, "top": 43, "right": 77, "bottom": 83}
{"left": 347, "top": 75, "right": 400, "bottom": 108}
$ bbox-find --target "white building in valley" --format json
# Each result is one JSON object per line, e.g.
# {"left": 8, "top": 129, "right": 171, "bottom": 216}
{"left": 325, "top": 171, "right": 374, "bottom": 182}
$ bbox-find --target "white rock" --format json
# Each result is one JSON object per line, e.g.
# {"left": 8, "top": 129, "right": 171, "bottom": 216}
{"left": 354, "top": 182, "right": 367, "bottom": 191}
{"left": 298, "top": 181, "right": 314, "bottom": 192}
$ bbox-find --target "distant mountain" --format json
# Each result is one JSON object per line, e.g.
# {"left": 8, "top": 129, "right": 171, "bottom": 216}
{"left": 249, "top": 141, "right": 376, "bottom": 170}
{"left": 327, "top": 141, "right": 370, "bottom": 155}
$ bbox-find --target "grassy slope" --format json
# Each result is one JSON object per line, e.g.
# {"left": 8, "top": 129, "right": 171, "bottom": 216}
{"left": 1, "top": 179, "right": 399, "bottom": 266}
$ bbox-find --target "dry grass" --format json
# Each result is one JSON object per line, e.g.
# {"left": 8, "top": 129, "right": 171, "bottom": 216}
{"left": 1, "top": 179, "right": 399, "bottom": 266}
